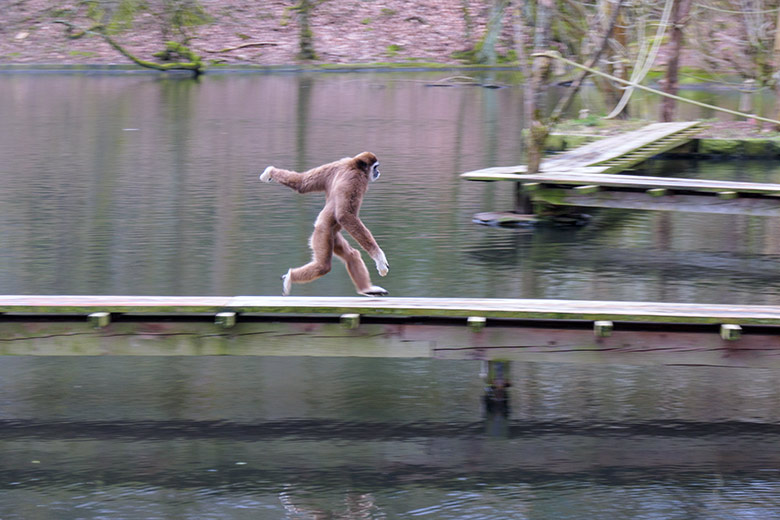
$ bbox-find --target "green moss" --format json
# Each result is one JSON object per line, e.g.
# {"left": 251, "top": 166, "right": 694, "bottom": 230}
{"left": 48, "top": 7, "right": 77, "bottom": 17}
{"left": 698, "top": 139, "right": 743, "bottom": 155}
{"left": 451, "top": 48, "right": 476, "bottom": 63}
{"left": 169, "top": 1, "right": 210, "bottom": 28}
{"left": 676, "top": 67, "right": 722, "bottom": 85}
{"left": 742, "top": 139, "right": 770, "bottom": 157}
{"left": 385, "top": 44, "right": 402, "bottom": 57}
{"left": 530, "top": 187, "right": 570, "bottom": 207}
{"left": 68, "top": 50, "right": 97, "bottom": 57}
{"left": 543, "top": 133, "right": 599, "bottom": 151}
{"left": 572, "top": 114, "right": 602, "bottom": 127}
{"left": 108, "top": 0, "right": 141, "bottom": 33}
{"left": 693, "top": 138, "right": 780, "bottom": 157}
{"left": 497, "top": 49, "right": 518, "bottom": 64}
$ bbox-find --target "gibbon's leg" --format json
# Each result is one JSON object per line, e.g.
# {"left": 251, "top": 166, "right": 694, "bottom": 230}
{"left": 283, "top": 210, "right": 335, "bottom": 295}
{"left": 337, "top": 213, "right": 389, "bottom": 277}
{"left": 334, "top": 232, "right": 388, "bottom": 297}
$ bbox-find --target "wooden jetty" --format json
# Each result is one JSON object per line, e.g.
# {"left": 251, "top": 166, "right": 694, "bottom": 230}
{"left": 461, "top": 121, "right": 780, "bottom": 218}
{"left": 3, "top": 295, "right": 780, "bottom": 368}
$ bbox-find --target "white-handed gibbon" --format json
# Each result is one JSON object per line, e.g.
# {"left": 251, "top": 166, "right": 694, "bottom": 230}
{"left": 259, "top": 152, "right": 389, "bottom": 297}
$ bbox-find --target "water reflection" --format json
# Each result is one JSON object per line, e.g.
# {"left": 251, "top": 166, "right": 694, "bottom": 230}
{"left": 2, "top": 358, "right": 780, "bottom": 518}
{"left": 279, "top": 487, "right": 380, "bottom": 519}
{"left": 3, "top": 73, "right": 780, "bottom": 303}
{"left": 4, "top": 72, "right": 780, "bottom": 518}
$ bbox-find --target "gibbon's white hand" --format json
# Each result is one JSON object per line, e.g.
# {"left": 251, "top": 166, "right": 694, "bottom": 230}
{"left": 374, "top": 249, "right": 389, "bottom": 277}
{"left": 259, "top": 166, "right": 274, "bottom": 183}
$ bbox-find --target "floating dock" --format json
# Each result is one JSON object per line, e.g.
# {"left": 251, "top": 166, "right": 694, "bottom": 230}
{"left": 2, "top": 295, "right": 780, "bottom": 368}
{"left": 461, "top": 121, "right": 780, "bottom": 217}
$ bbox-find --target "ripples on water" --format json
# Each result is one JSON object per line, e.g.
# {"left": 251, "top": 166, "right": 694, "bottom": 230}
{"left": 2, "top": 357, "right": 780, "bottom": 518}
{"left": 3, "top": 73, "right": 780, "bottom": 518}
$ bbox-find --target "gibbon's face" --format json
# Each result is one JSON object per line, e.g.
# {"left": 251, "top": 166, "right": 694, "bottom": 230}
{"left": 370, "top": 161, "right": 380, "bottom": 182}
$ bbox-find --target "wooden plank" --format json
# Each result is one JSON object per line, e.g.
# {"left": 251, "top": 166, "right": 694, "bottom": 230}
{"left": 461, "top": 121, "right": 701, "bottom": 179}
{"left": 595, "top": 124, "right": 703, "bottom": 173}
{"left": 7, "top": 295, "right": 780, "bottom": 330}
{"left": 532, "top": 189, "right": 780, "bottom": 216}
{"left": 0, "top": 295, "right": 232, "bottom": 313}
{"left": 432, "top": 326, "right": 780, "bottom": 368}
{"left": 464, "top": 171, "right": 780, "bottom": 195}
{"left": 3, "top": 318, "right": 780, "bottom": 367}
{"left": 225, "top": 296, "right": 780, "bottom": 325}
{"left": 462, "top": 166, "right": 607, "bottom": 180}
{"left": 6, "top": 295, "right": 780, "bottom": 325}
{"left": 0, "top": 320, "right": 432, "bottom": 358}
{"left": 543, "top": 122, "right": 700, "bottom": 169}
{"left": 3, "top": 293, "right": 780, "bottom": 367}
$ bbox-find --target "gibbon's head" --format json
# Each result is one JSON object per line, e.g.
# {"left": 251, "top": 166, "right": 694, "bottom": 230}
{"left": 354, "top": 152, "right": 380, "bottom": 182}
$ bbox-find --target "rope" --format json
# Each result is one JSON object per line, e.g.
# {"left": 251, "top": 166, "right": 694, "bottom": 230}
{"left": 534, "top": 50, "right": 780, "bottom": 126}
{"left": 606, "top": 0, "right": 674, "bottom": 118}
{"left": 696, "top": 1, "right": 776, "bottom": 15}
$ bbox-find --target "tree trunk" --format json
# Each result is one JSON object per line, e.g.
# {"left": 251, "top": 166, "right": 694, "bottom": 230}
{"left": 461, "top": 0, "right": 473, "bottom": 43}
{"left": 297, "top": 0, "right": 316, "bottom": 60}
{"left": 773, "top": 7, "right": 780, "bottom": 129}
{"left": 475, "top": 0, "right": 509, "bottom": 64}
{"left": 525, "top": 0, "right": 554, "bottom": 174}
{"left": 660, "top": 0, "right": 693, "bottom": 122}
{"left": 549, "top": 0, "right": 624, "bottom": 124}
{"left": 603, "top": 0, "right": 629, "bottom": 119}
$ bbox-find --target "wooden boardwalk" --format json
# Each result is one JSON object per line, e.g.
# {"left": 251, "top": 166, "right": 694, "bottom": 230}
{"left": 4, "top": 294, "right": 780, "bottom": 323}
{"left": 3, "top": 295, "right": 780, "bottom": 367}
{"left": 462, "top": 121, "right": 702, "bottom": 177}
{"left": 461, "top": 121, "right": 780, "bottom": 216}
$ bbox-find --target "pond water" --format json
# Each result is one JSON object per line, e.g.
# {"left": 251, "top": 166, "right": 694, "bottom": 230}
{"left": 2, "top": 71, "right": 780, "bottom": 518}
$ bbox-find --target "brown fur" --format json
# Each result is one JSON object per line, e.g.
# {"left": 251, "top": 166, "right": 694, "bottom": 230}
{"left": 260, "top": 152, "right": 388, "bottom": 296}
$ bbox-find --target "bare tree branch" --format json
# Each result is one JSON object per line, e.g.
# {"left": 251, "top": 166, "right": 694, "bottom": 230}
{"left": 199, "top": 42, "right": 278, "bottom": 53}
{"left": 549, "top": 0, "right": 625, "bottom": 124}
{"left": 54, "top": 20, "right": 205, "bottom": 76}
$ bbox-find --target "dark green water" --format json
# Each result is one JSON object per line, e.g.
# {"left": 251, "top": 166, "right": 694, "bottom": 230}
{"left": 2, "top": 72, "right": 780, "bottom": 518}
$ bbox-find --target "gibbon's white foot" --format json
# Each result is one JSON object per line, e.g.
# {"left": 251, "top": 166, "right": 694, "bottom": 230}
{"left": 374, "top": 249, "right": 389, "bottom": 277}
{"left": 281, "top": 269, "right": 292, "bottom": 296}
{"left": 359, "top": 285, "right": 388, "bottom": 297}
{"left": 259, "top": 166, "right": 274, "bottom": 183}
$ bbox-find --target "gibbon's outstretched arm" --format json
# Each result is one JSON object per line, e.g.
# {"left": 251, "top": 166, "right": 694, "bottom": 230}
{"left": 259, "top": 163, "right": 333, "bottom": 194}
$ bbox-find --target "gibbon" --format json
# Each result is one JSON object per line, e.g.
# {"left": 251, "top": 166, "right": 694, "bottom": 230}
{"left": 259, "top": 152, "right": 389, "bottom": 297}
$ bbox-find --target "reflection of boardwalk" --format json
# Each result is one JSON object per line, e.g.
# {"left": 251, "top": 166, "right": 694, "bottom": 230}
{"left": 461, "top": 121, "right": 780, "bottom": 216}
{"left": 4, "top": 295, "right": 780, "bottom": 367}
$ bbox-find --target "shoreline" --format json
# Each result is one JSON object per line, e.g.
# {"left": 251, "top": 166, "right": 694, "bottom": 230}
{"left": 0, "top": 62, "right": 518, "bottom": 74}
